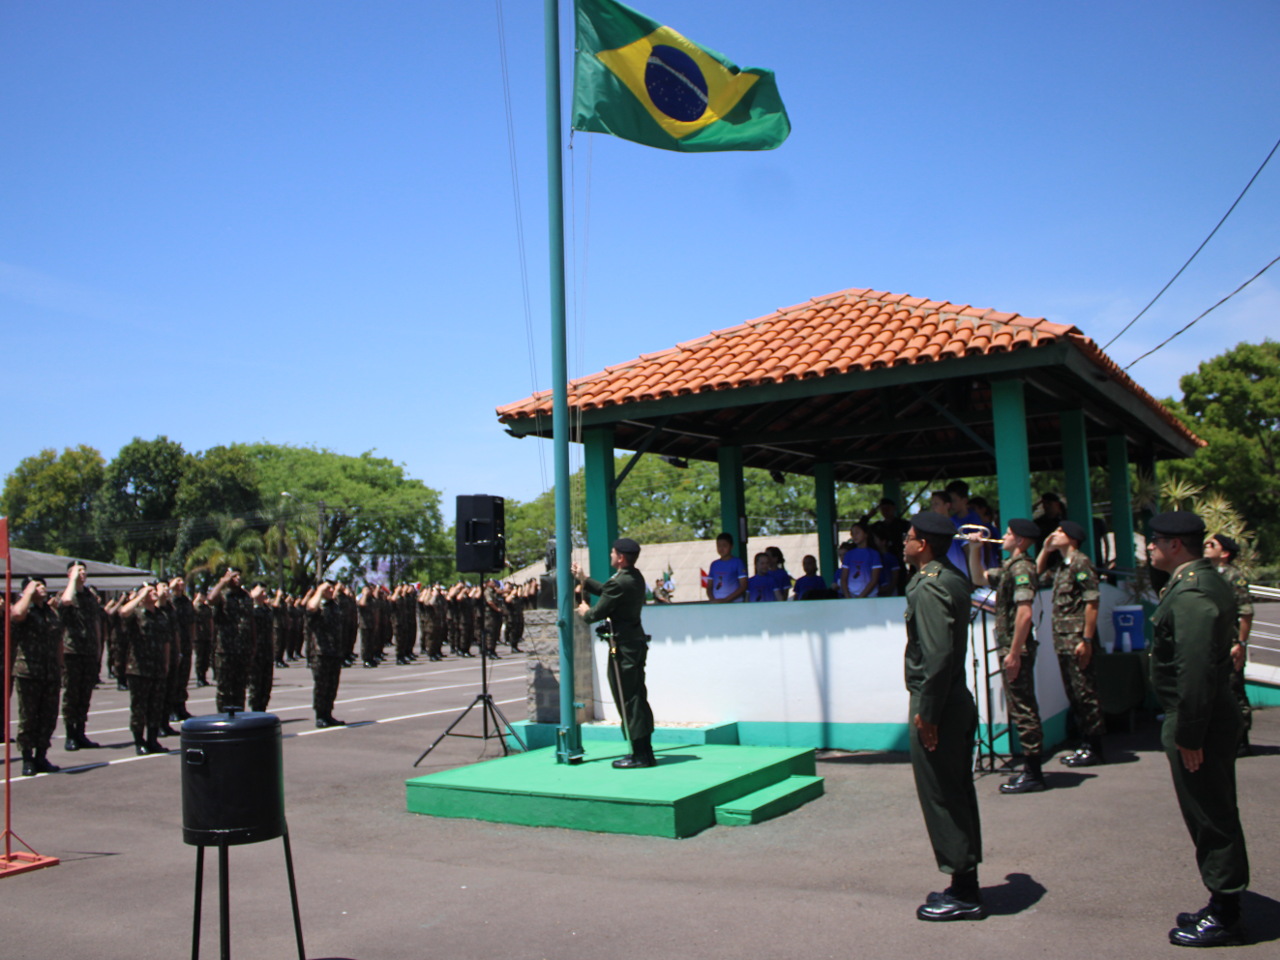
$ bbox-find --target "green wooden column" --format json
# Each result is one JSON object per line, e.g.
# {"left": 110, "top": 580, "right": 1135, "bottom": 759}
{"left": 1061, "top": 409, "right": 1095, "bottom": 558}
{"left": 718, "top": 445, "right": 747, "bottom": 559}
{"left": 1107, "top": 434, "right": 1136, "bottom": 571}
{"left": 583, "top": 426, "right": 618, "bottom": 585}
{"left": 991, "top": 379, "right": 1033, "bottom": 526}
{"left": 815, "top": 462, "right": 838, "bottom": 584}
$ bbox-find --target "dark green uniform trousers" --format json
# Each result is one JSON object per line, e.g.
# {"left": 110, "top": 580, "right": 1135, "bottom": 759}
{"left": 1161, "top": 711, "right": 1249, "bottom": 895}
{"left": 608, "top": 641, "right": 654, "bottom": 742}
{"left": 910, "top": 689, "right": 982, "bottom": 875}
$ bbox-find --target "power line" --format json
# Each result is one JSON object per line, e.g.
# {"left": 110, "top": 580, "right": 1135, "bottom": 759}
{"left": 1101, "top": 134, "right": 1280, "bottom": 352}
{"left": 1124, "top": 252, "right": 1280, "bottom": 371}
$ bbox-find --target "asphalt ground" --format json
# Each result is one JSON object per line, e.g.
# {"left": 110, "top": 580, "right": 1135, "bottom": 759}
{"left": 3, "top": 653, "right": 1278, "bottom": 960}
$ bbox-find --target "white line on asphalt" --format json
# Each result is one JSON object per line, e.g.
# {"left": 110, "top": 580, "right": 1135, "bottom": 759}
{"left": 6, "top": 698, "right": 526, "bottom": 781}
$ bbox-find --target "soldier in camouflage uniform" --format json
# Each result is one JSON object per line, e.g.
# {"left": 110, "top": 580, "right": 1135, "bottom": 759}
{"left": 504, "top": 582, "right": 524, "bottom": 653}
{"left": 967, "top": 517, "right": 1046, "bottom": 793}
{"left": 357, "top": 584, "right": 379, "bottom": 668}
{"left": 11, "top": 578, "right": 63, "bottom": 775}
{"left": 482, "top": 580, "right": 504, "bottom": 658}
{"left": 1037, "top": 521, "right": 1106, "bottom": 767}
{"left": 167, "top": 576, "right": 196, "bottom": 722}
{"left": 307, "top": 580, "right": 345, "bottom": 727}
{"left": 208, "top": 568, "right": 256, "bottom": 712}
{"left": 119, "top": 584, "right": 173, "bottom": 755}
{"left": 1205, "top": 534, "right": 1254, "bottom": 755}
{"left": 247, "top": 584, "right": 275, "bottom": 712}
{"left": 58, "top": 562, "right": 103, "bottom": 751}
{"left": 193, "top": 591, "right": 214, "bottom": 686}
{"left": 336, "top": 584, "right": 358, "bottom": 665}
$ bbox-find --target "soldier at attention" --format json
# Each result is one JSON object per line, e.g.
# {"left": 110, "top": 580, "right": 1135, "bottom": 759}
{"left": 903, "top": 512, "right": 984, "bottom": 921}
{"left": 1147, "top": 511, "right": 1249, "bottom": 947}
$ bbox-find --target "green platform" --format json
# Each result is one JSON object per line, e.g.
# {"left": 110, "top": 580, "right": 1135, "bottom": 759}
{"left": 406, "top": 744, "right": 821, "bottom": 838}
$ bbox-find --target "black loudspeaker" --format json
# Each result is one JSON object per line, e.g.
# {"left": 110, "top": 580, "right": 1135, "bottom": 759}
{"left": 456, "top": 494, "right": 505, "bottom": 573}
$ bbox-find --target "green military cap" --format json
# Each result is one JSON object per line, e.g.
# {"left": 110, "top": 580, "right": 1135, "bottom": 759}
{"left": 1149, "top": 511, "right": 1205, "bottom": 539}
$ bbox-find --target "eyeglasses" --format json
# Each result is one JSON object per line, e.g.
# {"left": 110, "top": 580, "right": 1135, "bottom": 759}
{"left": 903, "top": 534, "right": 925, "bottom": 544}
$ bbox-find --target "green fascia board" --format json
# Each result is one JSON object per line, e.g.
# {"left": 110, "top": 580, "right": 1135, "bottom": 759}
{"left": 1246, "top": 681, "right": 1280, "bottom": 708}
{"left": 503, "top": 346, "right": 1070, "bottom": 437}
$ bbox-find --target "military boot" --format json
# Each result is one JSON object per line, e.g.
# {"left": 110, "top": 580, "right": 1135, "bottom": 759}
{"left": 1000, "top": 755, "right": 1047, "bottom": 793}
{"left": 75, "top": 729, "right": 102, "bottom": 749}
{"left": 33, "top": 749, "right": 60, "bottom": 774}
{"left": 1061, "top": 737, "right": 1104, "bottom": 767}
{"left": 66, "top": 723, "right": 82, "bottom": 752}
{"left": 146, "top": 728, "right": 169, "bottom": 755}
{"left": 21, "top": 749, "right": 37, "bottom": 777}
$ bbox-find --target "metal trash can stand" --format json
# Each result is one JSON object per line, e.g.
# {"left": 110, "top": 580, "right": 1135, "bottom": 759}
{"left": 182, "top": 709, "right": 285, "bottom": 847}
{"left": 180, "top": 707, "right": 305, "bottom": 960}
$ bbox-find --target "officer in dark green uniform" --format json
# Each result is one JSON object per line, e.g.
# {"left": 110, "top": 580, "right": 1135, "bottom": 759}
{"left": 573, "top": 537, "right": 655, "bottom": 769}
{"left": 967, "top": 517, "right": 1045, "bottom": 793}
{"left": 1148, "top": 511, "right": 1249, "bottom": 948}
{"left": 904, "top": 512, "right": 985, "bottom": 922}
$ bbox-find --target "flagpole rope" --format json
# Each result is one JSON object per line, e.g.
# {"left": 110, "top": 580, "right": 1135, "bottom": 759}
{"left": 494, "top": 0, "right": 549, "bottom": 494}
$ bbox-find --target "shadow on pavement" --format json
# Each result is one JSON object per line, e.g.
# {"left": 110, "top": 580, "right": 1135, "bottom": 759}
{"left": 1243, "top": 890, "right": 1280, "bottom": 944}
{"left": 983, "top": 872, "right": 1047, "bottom": 916}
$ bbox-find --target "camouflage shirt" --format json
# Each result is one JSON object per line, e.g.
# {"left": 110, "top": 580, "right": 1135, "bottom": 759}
{"left": 1215, "top": 562, "right": 1253, "bottom": 647}
{"left": 58, "top": 587, "right": 102, "bottom": 659}
{"left": 986, "top": 554, "right": 1037, "bottom": 650}
{"left": 308, "top": 598, "right": 343, "bottom": 658}
{"left": 1043, "top": 550, "right": 1100, "bottom": 653}
{"left": 12, "top": 601, "right": 62, "bottom": 680}
{"left": 129, "top": 606, "right": 171, "bottom": 677}
{"left": 171, "top": 593, "right": 196, "bottom": 653}
{"left": 213, "top": 586, "right": 255, "bottom": 657}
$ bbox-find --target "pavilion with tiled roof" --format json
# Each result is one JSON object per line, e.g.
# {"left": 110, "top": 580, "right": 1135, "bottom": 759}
{"left": 498, "top": 286, "right": 1200, "bottom": 582}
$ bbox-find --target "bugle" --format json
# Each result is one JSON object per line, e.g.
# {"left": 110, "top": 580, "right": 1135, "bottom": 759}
{"left": 955, "top": 523, "right": 1002, "bottom": 545}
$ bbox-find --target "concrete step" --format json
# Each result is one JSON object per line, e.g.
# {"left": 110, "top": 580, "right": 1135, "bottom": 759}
{"left": 714, "top": 775, "right": 825, "bottom": 826}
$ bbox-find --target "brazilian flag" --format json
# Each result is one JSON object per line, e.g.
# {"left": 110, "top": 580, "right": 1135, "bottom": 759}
{"left": 572, "top": 0, "right": 790, "bottom": 153}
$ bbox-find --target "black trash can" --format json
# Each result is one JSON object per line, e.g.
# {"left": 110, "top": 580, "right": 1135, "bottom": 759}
{"left": 181, "top": 708, "right": 285, "bottom": 847}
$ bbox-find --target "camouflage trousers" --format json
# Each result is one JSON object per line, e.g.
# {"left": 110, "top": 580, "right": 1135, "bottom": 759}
{"left": 999, "top": 639, "right": 1043, "bottom": 758}
{"left": 62, "top": 654, "right": 98, "bottom": 734}
{"left": 168, "top": 644, "right": 192, "bottom": 716}
{"left": 1055, "top": 646, "right": 1105, "bottom": 739}
{"left": 421, "top": 623, "right": 443, "bottom": 658}
{"left": 360, "top": 626, "right": 379, "bottom": 665}
{"left": 1230, "top": 661, "right": 1252, "bottom": 733}
{"left": 215, "top": 650, "right": 250, "bottom": 712}
{"left": 312, "top": 655, "right": 342, "bottom": 719}
{"left": 248, "top": 642, "right": 273, "bottom": 713}
{"left": 128, "top": 674, "right": 167, "bottom": 740}
{"left": 194, "top": 635, "right": 213, "bottom": 682}
{"left": 15, "top": 676, "right": 60, "bottom": 752}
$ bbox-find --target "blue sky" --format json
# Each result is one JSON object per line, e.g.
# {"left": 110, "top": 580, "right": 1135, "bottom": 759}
{"left": 3, "top": 1, "right": 1278, "bottom": 520}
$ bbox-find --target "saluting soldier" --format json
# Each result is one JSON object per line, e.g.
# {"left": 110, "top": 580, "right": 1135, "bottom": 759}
{"left": 119, "top": 583, "right": 173, "bottom": 755}
{"left": 902, "top": 512, "right": 985, "bottom": 921}
{"left": 58, "top": 561, "right": 103, "bottom": 751}
{"left": 208, "top": 568, "right": 255, "bottom": 712}
{"left": 967, "top": 518, "right": 1046, "bottom": 793}
{"left": 1204, "top": 534, "right": 1254, "bottom": 756}
{"left": 1148, "top": 511, "right": 1250, "bottom": 947}
{"left": 357, "top": 584, "right": 379, "bottom": 668}
{"left": 307, "top": 580, "right": 345, "bottom": 728}
{"left": 246, "top": 584, "right": 274, "bottom": 712}
{"left": 193, "top": 590, "right": 214, "bottom": 686}
{"left": 11, "top": 577, "right": 64, "bottom": 776}
{"left": 573, "top": 538, "right": 655, "bottom": 769}
{"left": 482, "top": 580, "right": 504, "bottom": 658}
{"left": 167, "top": 576, "right": 196, "bottom": 723}
{"left": 1037, "top": 520, "right": 1106, "bottom": 767}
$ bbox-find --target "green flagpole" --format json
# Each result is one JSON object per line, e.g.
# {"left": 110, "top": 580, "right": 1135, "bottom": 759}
{"left": 546, "top": 0, "right": 582, "bottom": 764}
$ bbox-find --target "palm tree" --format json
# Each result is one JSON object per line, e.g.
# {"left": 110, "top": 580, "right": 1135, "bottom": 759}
{"left": 184, "top": 515, "right": 265, "bottom": 582}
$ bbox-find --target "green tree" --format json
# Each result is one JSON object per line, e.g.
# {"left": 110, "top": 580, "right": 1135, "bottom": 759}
{"left": 1165, "top": 339, "right": 1280, "bottom": 562}
{"left": 245, "top": 443, "right": 449, "bottom": 589}
{"left": 0, "top": 445, "right": 106, "bottom": 554}
{"left": 95, "top": 436, "right": 187, "bottom": 568}
{"left": 184, "top": 515, "right": 266, "bottom": 584}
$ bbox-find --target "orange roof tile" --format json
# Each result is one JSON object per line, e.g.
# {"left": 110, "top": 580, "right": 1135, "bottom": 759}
{"left": 495, "top": 286, "right": 1197, "bottom": 445}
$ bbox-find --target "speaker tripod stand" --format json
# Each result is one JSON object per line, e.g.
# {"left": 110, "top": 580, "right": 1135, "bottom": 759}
{"left": 413, "top": 640, "right": 526, "bottom": 765}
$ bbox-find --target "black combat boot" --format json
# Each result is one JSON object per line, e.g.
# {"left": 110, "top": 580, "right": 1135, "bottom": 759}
{"left": 33, "top": 749, "right": 60, "bottom": 774}
{"left": 21, "top": 749, "right": 37, "bottom": 777}
{"left": 146, "top": 728, "right": 169, "bottom": 754}
{"left": 1061, "top": 736, "right": 1105, "bottom": 767}
{"left": 75, "top": 729, "right": 101, "bottom": 749}
{"left": 66, "top": 723, "right": 82, "bottom": 752}
{"left": 1000, "top": 755, "right": 1047, "bottom": 793}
